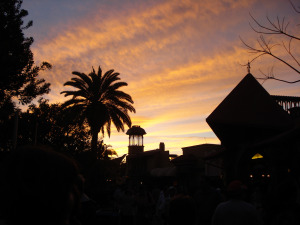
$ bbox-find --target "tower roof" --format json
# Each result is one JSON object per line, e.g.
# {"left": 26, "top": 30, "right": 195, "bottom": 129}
{"left": 206, "top": 74, "right": 293, "bottom": 145}
{"left": 126, "top": 125, "right": 146, "bottom": 135}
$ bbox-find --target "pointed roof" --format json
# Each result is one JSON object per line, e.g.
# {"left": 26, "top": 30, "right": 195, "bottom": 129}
{"left": 206, "top": 74, "right": 293, "bottom": 144}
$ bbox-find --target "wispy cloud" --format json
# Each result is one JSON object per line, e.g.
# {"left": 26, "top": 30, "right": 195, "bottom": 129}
{"left": 24, "top": 0, "right": 300, "bottom": 155}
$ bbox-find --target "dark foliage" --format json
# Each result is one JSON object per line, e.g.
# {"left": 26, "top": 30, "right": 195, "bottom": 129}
{"left": 61, "top": 66, "right": 135, "bottom": 152}
{"left": 0, "top": 0, "right": 51, "bottom": 105}
{"left": 19, "top": 99, "right": 90, "bottom": 153}
{"left": 0, "top": 99, "right": 90, "bottom": 152}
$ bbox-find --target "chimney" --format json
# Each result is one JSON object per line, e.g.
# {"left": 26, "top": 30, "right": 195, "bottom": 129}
{"left": 159, "top": 142, "right": 165, "bottom": 151}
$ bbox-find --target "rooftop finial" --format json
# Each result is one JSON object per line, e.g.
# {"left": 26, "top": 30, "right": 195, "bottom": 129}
{"left": 247, "top": 61, "right": 251, "bottom": 74}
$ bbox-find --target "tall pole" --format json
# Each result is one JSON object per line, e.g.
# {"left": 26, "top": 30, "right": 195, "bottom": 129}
{"left": 34, "top": 121, "right": 38, "bottom": 145}
{"left": 12, "top": 111, "right": 19, "bottom": 150}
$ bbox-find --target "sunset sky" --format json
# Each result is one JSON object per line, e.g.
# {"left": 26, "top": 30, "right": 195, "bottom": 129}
{"left": 21, "top": 0, "right": 300, "bottom": 156}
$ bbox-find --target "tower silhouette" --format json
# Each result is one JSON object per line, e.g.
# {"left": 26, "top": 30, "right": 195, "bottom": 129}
{"left": 126, "top": 125, "right": 146, "bottom": 155}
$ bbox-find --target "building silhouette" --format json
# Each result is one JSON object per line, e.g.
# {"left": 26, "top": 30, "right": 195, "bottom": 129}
{"left": 205, "top": 73, "right": 300, "bottom": 184}
{"left": 126, "top": 125, "right": 173, "bottom": 179}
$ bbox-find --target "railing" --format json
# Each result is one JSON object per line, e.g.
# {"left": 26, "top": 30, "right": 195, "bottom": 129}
{"left": 271, "top": 95, "right": 300, "bottom": 112}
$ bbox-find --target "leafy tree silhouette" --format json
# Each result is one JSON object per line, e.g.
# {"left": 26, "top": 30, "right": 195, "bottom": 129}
{"left": 16, "top": 99, "right": 90, "bottom": 153}
{"left": 61, "top": 66, "right": 135, "bottom": 153}
{"left": 0, "top": 0, "right": 51, "bottom": 105}
{"left": 0, "top": 0, "right": 51, "bottom": 151}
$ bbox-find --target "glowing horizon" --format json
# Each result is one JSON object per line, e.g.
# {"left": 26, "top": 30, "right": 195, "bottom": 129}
{"left": 21, "top": 0, "right": 300, "bottom": 156}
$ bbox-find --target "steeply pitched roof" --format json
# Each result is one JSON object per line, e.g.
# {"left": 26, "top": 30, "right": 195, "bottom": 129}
{"left": 206, "top": 74, "right": 293, "bottom": 144}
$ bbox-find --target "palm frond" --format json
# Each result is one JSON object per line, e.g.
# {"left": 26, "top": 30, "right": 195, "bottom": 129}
{"left": 102, "top": 69, "right": 115, "bottom": 82}
{"left": 100, "top": 126, "right": 105, "bottom": 137}
{"left": 110, "top": 112, "right": 125, "bottom": 132}
{"left": 71, "top": 77, "right": 89, "bottom": 90}
{"left": 106, "top": 119, "right": 111, "bottom": 137}
{"left": 101, "top": 72, "right": 121, "bottom": 91}
{"left": 61, "top": 98, "right": 86, "bottom": 108}
{"left": 89, "top": 71, "right": 101, "bottom": 85}
{"left": 97, "top": 66, "right": 102, "bottom": 78}
{"left": 108, "top": 97, "right": 136, "bottom": 112}
{"left": 61, "top": 65, "right": 135, "bottom": 147}
{"left": 109, "top": 106, "right": 132, "bottom": 130}
{"left": 89, "top": 71, "right": 101, "bottom": 98}
{"left": 63, "top": 80, "right": 88, "bottom": 94}
{"left": 111, "top": 90, "right": 134, "bottom": 104}
{"left": 108, "top": 82, "right": 128, "bottom": 91}
{"left": 60, "top": 90, "right": 88, "bottom": 98}
{"left": 72, "top": 71, "right": 92, "bottom": 87}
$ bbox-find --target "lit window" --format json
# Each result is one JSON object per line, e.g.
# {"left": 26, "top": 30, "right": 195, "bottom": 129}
{"left": 252, "top": 153, "right": 263, "bottom": 159}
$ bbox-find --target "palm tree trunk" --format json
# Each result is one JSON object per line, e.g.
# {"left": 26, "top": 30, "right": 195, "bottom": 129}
{"left": 91, "top": 130, "right": 98, "bottom": 152}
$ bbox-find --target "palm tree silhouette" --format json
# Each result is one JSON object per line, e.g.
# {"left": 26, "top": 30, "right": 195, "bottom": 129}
{"left": 61, "top": 66, "right": 135, "bottom": 152}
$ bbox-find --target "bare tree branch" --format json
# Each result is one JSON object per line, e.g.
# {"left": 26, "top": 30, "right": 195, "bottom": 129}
{"left": 282, "top": 38, "right": 300, "bottom": 67}
{"left": 249, "top": 13, "right": 300, "bottom": 40}
{"left": 241, "top": 1, "right": 300, "bottom": 83}
{"left": 256, "top": 76, "right": 300, "bottom": 84}
{"left": 290, "top": 0, "right": 300, "bottom": 13}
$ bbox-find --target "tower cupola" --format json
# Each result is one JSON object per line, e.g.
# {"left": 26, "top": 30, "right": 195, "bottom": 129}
{"left": 126, "top": 125, "right": 146, "bottom": 155}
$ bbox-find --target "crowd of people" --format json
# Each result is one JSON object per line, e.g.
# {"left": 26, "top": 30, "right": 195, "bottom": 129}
{"left": 113, "top": 183, "right": 208, "bottom": 225}
{"left": 0, "top": 145, "right": 299, "bottom": 225}
{"left": 111, "top": 179, "right": 261, "bottom": 225}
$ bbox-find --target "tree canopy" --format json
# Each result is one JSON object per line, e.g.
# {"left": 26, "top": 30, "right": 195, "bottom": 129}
{"left": 0, "top": 0, "right": 51, "bottom": 106}
{"left": 61, "top": 66, "right": 136, "bottom": 152}
{"left": 0, "top": 99, "right": 91, "bottom": 152}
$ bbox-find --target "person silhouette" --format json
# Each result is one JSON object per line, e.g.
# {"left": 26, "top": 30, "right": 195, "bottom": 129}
{"left": 0, "top": 145, "right": 82, "bottom": 225}
{"left": 212, "top": 180, "right": 261, "bottom": 225}
{"left": 270, "top": 177, "right": 300, "bottom": 225}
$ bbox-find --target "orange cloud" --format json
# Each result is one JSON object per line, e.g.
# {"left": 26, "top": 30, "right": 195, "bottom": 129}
{"left": 25, "top": 0, "right": 300, "bottom": 155}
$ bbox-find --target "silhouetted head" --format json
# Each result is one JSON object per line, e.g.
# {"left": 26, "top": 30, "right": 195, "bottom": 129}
{"left": 226, "top": 180, "right": 247, "bottom": 199}
{"left": 0, "top": 145, "right": 81, "bottom": 225}
{"left": 169, "top": 195, "right": 196, "bottom": 225}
